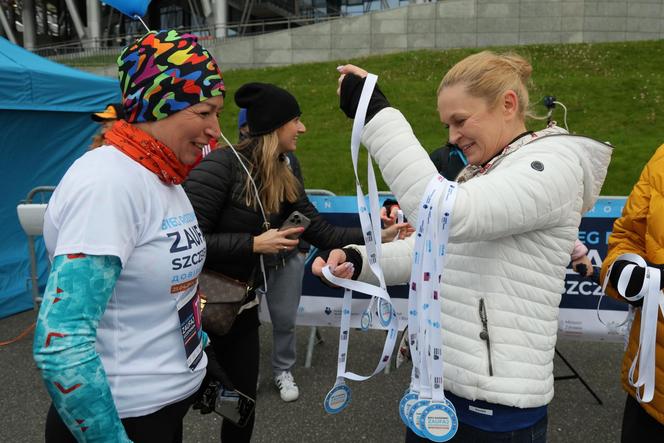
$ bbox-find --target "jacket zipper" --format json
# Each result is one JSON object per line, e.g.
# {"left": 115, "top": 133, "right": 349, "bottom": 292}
{"left": 479, "top": 298, "right": 494, "bottom": 376}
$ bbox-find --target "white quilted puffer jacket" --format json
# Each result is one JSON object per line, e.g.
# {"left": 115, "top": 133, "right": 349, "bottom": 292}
{"left": 351, "top": 108, "right": 612, "bottom": 408}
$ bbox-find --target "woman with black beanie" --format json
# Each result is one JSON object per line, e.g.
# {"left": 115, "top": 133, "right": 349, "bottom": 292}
{"left": 184, "top": 82, "right": 408, "bottom": 442}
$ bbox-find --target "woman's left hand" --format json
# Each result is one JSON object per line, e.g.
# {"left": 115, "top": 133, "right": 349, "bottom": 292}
{"left": 311, "top": 249, "right": 354, "bottom": 286}
{"left": 336, "top": 64, "right": 369, "bottom": 96}
{"left": 381, "top": 222, "right": 415, "bottom": 242}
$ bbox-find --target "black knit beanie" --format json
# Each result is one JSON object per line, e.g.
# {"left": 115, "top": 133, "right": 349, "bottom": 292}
{"left": 234, "top": 82, "right": 301, "bottom": 136}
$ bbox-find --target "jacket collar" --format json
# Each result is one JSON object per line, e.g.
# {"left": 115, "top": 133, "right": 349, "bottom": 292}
{"left": 456, "top": 125, "right": 568, "bottom": 183}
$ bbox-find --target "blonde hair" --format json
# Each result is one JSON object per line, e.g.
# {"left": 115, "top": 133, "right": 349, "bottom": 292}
{"left": 438, "top": 51, "right": 533, "bottom": 119}
{"left": 235, "top": 132, "right": 300, "bottom": 214}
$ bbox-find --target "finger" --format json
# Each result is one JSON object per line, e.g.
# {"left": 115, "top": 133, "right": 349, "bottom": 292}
{"left": 280, "top": 227, "right": 304, "bottom": 237}
{"left": 311, "top": 257, "right": 326, "bottom": 276}
{"left": 331, "top": 262, "right": 354, "bottom": 279}
{"left": 390, "top": 206, "right": 399, "bottom": 220}
{"left": 398, "top": 224, "right": 415, "bottom": 240}
{"left": 326, "top": 249, "right": 347, "bottom": 270}
{"left": 338, "top": 64, "right": 368, "bottom": 77}
{"left": 312, "top": 257, "right": 339, "bottom": 288}
{"left": 281, "top": 238, "right": 299, "bottom": 249}
{"left": 380, "top": 207, "right": 388, "bottom": 221}
{"left": 337, "top": 74, "right": 345, "bottom": 96}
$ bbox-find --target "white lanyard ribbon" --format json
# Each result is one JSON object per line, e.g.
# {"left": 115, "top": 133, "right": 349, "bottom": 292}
{"left": 408, "top": 175, "right": 457, "bottom": 402}
{"left": 322, "top": 73, "right": 399, "bottom": 411}
{"left": 602, "top": 253, "right": 664, "bottom": 403}
{"left": 322, "top": 270, "right": 398, "bottom": 383}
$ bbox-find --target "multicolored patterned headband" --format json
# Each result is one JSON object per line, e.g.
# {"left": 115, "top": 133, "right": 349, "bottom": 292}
{"left": 117, "top": 29, "right": 225, "bottom": 123}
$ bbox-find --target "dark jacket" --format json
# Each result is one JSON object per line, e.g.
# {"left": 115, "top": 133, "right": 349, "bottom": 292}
{"left": 184, "top": 144, "right": 364, "bottom": 283}
{"left": 429, "top": 143, "right": 468, "bottom": 180}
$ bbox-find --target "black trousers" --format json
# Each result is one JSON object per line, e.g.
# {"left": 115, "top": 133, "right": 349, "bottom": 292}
{"left": 45, "top": 393, "right": 194, "bottom": 443}
{"left": 621, "top": 394, "right": 664, "bottom": 443}
{"left": 208, "top": 305, "right": 260, "bottom": 443}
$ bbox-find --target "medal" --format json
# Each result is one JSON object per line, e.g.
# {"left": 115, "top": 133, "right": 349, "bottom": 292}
{"left": 323, "top": 383, "right": 352, "bottom": 414}
{"left": 378, "top": 297, "right": 393, "bottom": 327}
{"left": 419, "top": 401, "right": 458, "bottom": 442}
{"left": 399, "top": 391, "right": 419, "bottom": 427}
{"left": 407, "top": 399, "right": 431, "bottom": 437}
{"left": 360, "top": 309, "right": 372, "bottom": 331}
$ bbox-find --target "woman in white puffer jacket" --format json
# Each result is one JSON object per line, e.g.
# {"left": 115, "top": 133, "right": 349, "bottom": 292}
{"left": 314, "top": 52, "right": 612, "bottom": 442}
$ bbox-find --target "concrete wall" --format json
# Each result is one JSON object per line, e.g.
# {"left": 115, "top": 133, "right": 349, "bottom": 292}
{"left": 207, "top": 0, "right": 664, "bottom": 70}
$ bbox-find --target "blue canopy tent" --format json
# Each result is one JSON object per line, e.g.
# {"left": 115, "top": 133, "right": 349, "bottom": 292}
{"left": 0, "top": 37, "right": 119, "bottom": 319}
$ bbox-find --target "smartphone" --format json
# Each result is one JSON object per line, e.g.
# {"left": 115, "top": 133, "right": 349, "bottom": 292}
{"left": 279, "top": 210, "right": 311, "bottom": 239}
{"left": 215, "top": 387, "right": 256, "bottom": 428}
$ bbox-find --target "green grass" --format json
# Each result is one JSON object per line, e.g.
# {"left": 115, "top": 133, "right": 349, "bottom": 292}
{"left": 215, "top": 40, "right": 664, "bottom": 196}
{"left": 65, "top": 41, "right": 658, "bottom": 195}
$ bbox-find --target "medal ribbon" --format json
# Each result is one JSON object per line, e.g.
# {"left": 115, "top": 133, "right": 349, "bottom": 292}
{"left": 408, "top": 175, "right": 457, "bottom": 404}
{"left": 322, "top": 73, "right": 399, "bottom": 395}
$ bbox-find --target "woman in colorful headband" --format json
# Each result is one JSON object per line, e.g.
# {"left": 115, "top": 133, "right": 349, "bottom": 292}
{"left": 33, "top": 29, "right": 224, "bottom": 442}
{"left": 184, "top": 82, "right": 409, "bottom": 442}
{"left": 314, "top": 52, "right": 612, "bottom": 442}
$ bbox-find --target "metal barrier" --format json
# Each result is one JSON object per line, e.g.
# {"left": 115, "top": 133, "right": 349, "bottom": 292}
{"left": 16, "top": 186, "right": 55, "bottom": 309}
{"left": 304, "top": 188, "right": 336, "bottom": 197}
{"left": 34, "top": 14, "right": 343, "bottom": 62}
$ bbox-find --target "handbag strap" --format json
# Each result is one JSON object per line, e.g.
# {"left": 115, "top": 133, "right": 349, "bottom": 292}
{"left": 225, "top": 141, "right": 270, "bottom": 231}
{"left": 217, "top": 132, "right": 271, "bottom": 292}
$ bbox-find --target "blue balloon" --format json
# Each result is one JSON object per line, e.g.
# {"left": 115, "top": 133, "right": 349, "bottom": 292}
{"left": 102, "top": 0, "right": 151, "bottom": 18}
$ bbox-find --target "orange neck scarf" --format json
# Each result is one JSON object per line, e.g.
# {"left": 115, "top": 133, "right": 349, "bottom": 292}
{"left": 104, "top": 120, "right": 189, "bottom": 185}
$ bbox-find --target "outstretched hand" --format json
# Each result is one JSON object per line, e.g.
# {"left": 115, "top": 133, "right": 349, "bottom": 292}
{"left": 336, "top": 64, "right": 369, "bottom": 96}
{"left": 312, "top": 249, "right": 354, "bottom": 285}
{"left": 336, "top": 64, "right": 390, "bottom": 122}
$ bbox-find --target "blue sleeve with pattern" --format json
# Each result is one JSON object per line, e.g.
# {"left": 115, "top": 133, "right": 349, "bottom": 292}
{"left": 33, "top": 254, "right": 131, "bottom": 443}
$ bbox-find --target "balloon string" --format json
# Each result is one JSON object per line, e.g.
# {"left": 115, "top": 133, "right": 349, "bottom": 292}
{"left": 134, "top": 15, "right": 150, "bottom": 33}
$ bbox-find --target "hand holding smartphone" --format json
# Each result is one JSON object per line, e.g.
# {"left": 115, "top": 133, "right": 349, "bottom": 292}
{"left": 279, "top": 210, "right": 311, "bottom": 239}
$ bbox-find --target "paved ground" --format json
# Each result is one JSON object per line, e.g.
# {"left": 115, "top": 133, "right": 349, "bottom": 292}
{"left": 1, "top": 308, "right": 626, "bottom": 443}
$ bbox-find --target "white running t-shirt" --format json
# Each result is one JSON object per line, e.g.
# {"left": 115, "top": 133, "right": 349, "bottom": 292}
{"left": 43, "top": 146, "right": 207, "bottom": 418}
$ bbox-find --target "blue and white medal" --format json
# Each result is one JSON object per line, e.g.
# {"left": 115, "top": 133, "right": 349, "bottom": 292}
{"left": 324, "top": 381, "right": 352, "bottom": 414}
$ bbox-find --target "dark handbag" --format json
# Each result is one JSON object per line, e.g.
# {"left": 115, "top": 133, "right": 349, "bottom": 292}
{"left": 198, "top": 270, "right": 251, "bottom": 336}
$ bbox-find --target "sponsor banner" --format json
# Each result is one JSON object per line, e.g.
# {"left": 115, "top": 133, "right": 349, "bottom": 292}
{"left": 259, "top": 196, "right": 629, "bottom": 343}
